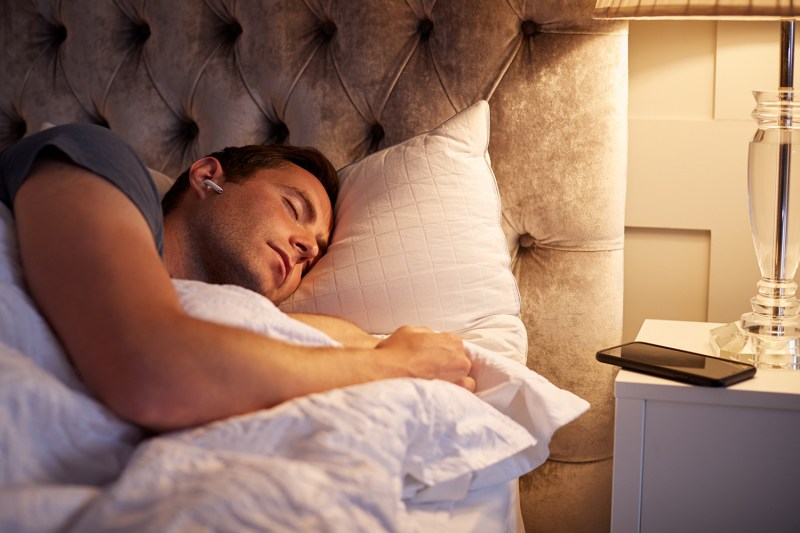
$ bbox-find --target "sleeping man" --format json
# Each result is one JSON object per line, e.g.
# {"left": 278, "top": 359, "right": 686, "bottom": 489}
{"left": 0, "top": 123, "right": 475, "bottom": 432}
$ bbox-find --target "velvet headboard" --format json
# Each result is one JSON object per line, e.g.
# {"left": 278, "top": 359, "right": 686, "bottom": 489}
{"left": 0, "top": 1, "right": 627, "bottom": 531}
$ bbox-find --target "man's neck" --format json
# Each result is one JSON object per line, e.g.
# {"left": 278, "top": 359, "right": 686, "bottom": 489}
{"left": 162, "top": 214, "right": 193, "bottom": 280}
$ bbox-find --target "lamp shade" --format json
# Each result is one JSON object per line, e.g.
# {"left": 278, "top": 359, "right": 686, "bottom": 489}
{"left": 594, "top": 0, "right": 800, "bottom": 19}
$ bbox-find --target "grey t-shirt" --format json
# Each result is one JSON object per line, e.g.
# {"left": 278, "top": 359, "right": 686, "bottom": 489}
{"left": 0, "top": 123, "right": 164, "bottom": 255}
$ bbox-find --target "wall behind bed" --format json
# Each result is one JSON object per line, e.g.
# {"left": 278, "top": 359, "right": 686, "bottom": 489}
{"left": 0, "top": 1, "right": 627, "bottom": 531}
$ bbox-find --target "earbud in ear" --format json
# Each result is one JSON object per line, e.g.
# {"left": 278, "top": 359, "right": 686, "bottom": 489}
{"left": 203, "top": 179, "right": 223, "bottom": 194}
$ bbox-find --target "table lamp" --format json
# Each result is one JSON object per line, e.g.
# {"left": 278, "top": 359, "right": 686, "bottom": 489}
{"left": 595, "top": 0, "right": 800, "bottom": 369}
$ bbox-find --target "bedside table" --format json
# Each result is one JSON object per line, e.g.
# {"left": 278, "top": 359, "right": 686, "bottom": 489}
{"left": 611, "top": 319, "right": 800, "bottom": 533}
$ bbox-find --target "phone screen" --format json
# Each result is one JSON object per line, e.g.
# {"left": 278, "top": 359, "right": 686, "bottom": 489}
{"left": 597, "top": 342, "right": 756, "bottom": 386}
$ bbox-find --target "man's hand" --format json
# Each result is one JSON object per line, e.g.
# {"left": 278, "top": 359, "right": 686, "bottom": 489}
{"left": 374, "top": 326, "right": 475, "bottom": 392}
{"left": 287, "top": 315, "right": 475, "bottom": 391}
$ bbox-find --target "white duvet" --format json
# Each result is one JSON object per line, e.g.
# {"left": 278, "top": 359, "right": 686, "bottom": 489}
{"left": 0, "top": 206, "right": 589, "bottom": 532}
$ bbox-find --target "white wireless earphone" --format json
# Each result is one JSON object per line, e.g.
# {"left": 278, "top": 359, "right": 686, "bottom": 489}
{"left": 203, "top": 179, "right": 223, "bottom": 194}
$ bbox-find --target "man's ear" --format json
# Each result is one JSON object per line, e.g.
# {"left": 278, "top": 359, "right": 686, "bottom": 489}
{"left": 187, "top": 157, "right": 225, "bottom": 198}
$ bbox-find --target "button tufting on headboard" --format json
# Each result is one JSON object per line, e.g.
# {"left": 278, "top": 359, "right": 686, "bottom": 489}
{"left": 368, "top": 123, "right": 385, "bottom": 154}
{"left": 218, "top": 19, "right": 242, "bottom": 49}
{"left": 319, "top": 20, "right": 337, "bottom": 40}
{"left": 269, "top": 122, "right": 289, "bottom": 145}
{"left": 131, "top": 21, "right": 150, "bottom": 44}
{"left": 50, "top": 24, "right": 67, "bottom": 46}
{"left": 177, "top": 119, "right": 200, "bottom": 146}
{"left": 418, "top": 18, "right": 434, "bottom": 41}
{"left": 227, "top": 20, "right": 243, "bottom": 40}
{"left": 521, "top": 19, "right": 540, "bottom": 37}
{"left": 7, "top": 117, "right": 27, "bottom": 145}
{"left": 93, "top": 114, "right": 110, "bottom": 129}
{"left": 519, "top": 234, "right": 535, "bottom": 249}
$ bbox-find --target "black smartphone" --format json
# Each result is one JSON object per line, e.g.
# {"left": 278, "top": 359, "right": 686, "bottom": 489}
{"left": 596, "top": 341, "right": 756, "bottom": 387}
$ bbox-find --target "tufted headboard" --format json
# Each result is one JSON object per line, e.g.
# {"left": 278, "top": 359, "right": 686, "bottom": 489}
{"left": 0, "top": 1, "right": 627, "bottom": 531}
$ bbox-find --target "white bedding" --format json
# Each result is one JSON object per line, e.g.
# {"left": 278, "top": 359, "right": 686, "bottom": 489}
{"left": 0, "top": 206, "right": 589, "bottom": 532}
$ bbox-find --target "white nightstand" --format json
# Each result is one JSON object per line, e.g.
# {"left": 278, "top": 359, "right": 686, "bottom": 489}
{"left": 611, "top": 319, "right": 800, "bottom": 533}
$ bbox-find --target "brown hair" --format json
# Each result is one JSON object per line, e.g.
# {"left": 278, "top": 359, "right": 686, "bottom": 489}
{"left": 161, "top": 144, "right": 338, "bottom": 214}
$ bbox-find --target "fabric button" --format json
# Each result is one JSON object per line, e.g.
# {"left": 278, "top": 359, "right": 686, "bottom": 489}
{"left": 418, "top": 18, "right": 433, "bottom": 41}
{"left": 133, "top": 22, "right": 150, "bottom": 42}
{"left": 228, "top": 21, "right": 243, "bottom": 39}
{"left": 519, "top": 234, "right": 535, "bottom": 248}
{"left": 369, "top": 123, "right": 385, "bottom": 153}
{"left": 521, "top": 20, "right": 539, "bottom": 37}
{"left": 183, "top": 120, "right": 199, "bottom": 140}
{"left": 319, "top": 20, "right": 336, "bottom": 40}
{"left": 52, "top": 25, "right": 67, "bottom": 45}
{"left": 11, "top": 119, "right": 27, "bottom": 141}
{"left": 271, "top": 122, "right": 289, "bottom": 144}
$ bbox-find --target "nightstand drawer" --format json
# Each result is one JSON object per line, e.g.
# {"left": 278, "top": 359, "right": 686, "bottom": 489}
{"left": 611, "top": 320, "right": 800, "bottom": 533}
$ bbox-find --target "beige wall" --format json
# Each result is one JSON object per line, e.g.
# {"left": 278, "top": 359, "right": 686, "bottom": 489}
{"left": 624, "top": 20, "right": 790, "bottom": 340}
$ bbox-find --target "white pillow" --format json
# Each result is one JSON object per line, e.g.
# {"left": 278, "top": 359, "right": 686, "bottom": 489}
{"left": 280, "top": 101, "right": 527, "bottom": 363}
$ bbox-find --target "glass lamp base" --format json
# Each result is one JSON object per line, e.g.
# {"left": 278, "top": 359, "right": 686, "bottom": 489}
{"left": 710, "top": 319, "right": 800, "bottom": 369}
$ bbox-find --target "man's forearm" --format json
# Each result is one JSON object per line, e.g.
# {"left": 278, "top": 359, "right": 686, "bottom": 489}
{"left": 287, "top": 313, "right": 379, "bottom": 348}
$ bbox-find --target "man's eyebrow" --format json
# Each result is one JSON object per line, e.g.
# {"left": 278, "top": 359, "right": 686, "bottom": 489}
{"left": 285, "top": 186, "right": 329, "bottom": 253}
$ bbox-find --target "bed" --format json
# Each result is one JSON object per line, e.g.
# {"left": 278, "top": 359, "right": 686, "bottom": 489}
{"left": 0, "top": 1, "right": 627, "bottom": 532}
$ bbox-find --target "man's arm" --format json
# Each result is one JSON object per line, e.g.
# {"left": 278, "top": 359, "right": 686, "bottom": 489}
{"left": 287, "top": 313, "right": 380, "bottom": 348}
{"left": 14, "top": 160, "right": 473, "bottom": 432}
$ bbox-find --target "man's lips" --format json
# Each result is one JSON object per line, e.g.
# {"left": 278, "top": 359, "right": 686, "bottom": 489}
{"left": 270, "top": 244, "right": 291, "bottom": 285}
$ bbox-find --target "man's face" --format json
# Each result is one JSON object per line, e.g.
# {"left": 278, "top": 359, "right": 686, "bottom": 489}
{"left": 189, "top": 164, "right": 333, "bottom": 304}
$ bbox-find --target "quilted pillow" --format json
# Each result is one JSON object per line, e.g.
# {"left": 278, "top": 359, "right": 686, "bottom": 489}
{"left": 280, "top": 101, "right": 527, "bottom": 362}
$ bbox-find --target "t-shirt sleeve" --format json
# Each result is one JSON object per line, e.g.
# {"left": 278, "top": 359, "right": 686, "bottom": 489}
{"left": 0, "top": 123, "right": 164, "bottom": 255}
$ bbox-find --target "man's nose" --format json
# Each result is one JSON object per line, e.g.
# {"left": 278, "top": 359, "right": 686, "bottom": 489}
{"left": 293, "top": 235, "right": 319, "bottom": 263}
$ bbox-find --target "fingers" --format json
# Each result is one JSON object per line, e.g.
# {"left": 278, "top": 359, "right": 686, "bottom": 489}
{"left": 458, "top": 375, "right": 476, "bottom": 393}
{"left": 376, "top": 326, "right": 475, "bottom": 391}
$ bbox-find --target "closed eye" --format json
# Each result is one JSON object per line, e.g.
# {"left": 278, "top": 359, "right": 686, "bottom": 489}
{"left": 280, "top": 186, "right": 329, "bottom": 277}
{"left": 283, "top": 197, "right": 300, "bottom": 220}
